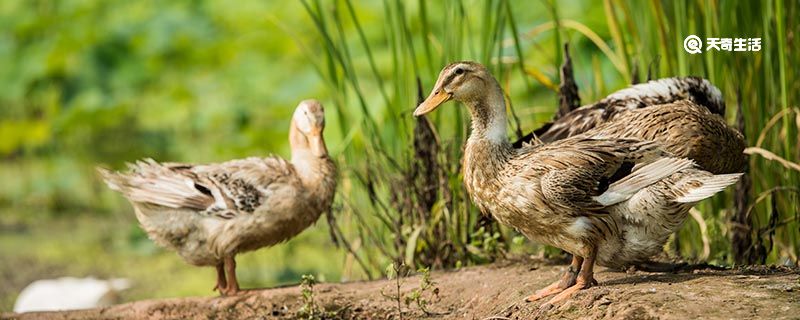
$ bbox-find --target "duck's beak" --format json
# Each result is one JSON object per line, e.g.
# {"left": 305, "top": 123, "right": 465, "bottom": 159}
{"left": 414, "top": 90, "right": 452, "bottom": 116}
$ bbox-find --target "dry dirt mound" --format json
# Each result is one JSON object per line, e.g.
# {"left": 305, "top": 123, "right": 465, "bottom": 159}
{"left": 3, "top": 259, "right": 799, "bottom": 319}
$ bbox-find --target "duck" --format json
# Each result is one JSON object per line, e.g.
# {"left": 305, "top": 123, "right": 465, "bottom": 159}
{"left": 413, "top": 61, "right": 742, "bottom": 305}
{"left": 98, "top": 99, "right": 336, "bottom": 296}
{"left": 515, "top": 76, "right": 728, "bottom": 146}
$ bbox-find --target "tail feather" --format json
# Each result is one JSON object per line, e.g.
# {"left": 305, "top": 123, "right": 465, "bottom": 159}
{"left": 97, "top": 160, "right": 212, "bottom": 210}
{"left": 594, "top": 158, "right": 695, "bottom": 206}
{"left": 675, "top": 173, "right": 742, "bottom": 203}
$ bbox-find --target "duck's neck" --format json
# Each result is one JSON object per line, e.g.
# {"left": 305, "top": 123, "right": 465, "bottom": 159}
{"left": 465, "top": 86, "right": 510, "bottom": 145}
{"left": 463, "top": 83, "right": 513, "bottom": 161}
{"left": 462, "top": 84, "right": 513, "bottom": 199}
{"left": 289, "top": 127, "right": 337, "bottom": 206}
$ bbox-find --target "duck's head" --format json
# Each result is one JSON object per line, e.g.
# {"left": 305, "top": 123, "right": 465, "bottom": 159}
{"left": 291, "top": 99, "right": 328, "bottom": 157}
{"left": 414, "top": 61, "right": 497, "bottom": 116}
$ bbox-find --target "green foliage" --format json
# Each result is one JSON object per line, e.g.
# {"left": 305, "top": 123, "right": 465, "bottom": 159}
{"left": 467, "top": 227, "right": 505, "bottom": 264}
{"left": 0, "top": 0, "right": 326, "bottom": 211}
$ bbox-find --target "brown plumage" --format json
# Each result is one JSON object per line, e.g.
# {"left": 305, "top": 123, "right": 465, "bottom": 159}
{"left": 515, "top": 76, "right": 728, "bottom": 146}
{"left": 582, "top": 101, "right": 746, "bottom": 174}
{"left": 415, "top": 61, "right": 742, "bottom": 306}
{"left": 514, "top": 77, "right": 745, "bottom": 175}
{"left": 98, "top": 100, "right": 336, "bottom": 296}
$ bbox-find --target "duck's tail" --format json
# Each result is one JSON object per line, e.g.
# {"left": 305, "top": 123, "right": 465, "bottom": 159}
{"left": 674, "top": 172, "right": 743, "bottom": 203}
{"left": 97, "top": 159, "right": 214, "bottom": 210}
{"left": 594, "top": 157, "right": 696, "bottom": 207}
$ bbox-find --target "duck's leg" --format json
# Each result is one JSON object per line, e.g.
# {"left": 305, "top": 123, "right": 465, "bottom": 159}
{"left": 544, "top": 247, "right": 597, "bottom": 305}
{"left": 525, "top": 255, "right": 583, "bottom": 302}
{"left": 222, "top": 256, "right": 240, "bottom": 295}
{"left": 213, "top": 262, "right": 227, "bottom": 294}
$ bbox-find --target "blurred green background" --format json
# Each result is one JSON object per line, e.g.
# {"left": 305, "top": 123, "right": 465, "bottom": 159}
{"left": 1, "top": 0, "right": 797, "bottom": 310}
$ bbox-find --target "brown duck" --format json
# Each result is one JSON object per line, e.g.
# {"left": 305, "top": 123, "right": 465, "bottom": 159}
{"left": 414, "top": 61, "right": 743, "bottom": 305}
{"left": 98, "top": 100, "right": 337, "bottom": 296}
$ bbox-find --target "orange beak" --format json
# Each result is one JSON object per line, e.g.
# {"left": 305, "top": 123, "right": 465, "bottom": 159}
{"left": 413, "top": 90, "right": 452, "bottom": 116}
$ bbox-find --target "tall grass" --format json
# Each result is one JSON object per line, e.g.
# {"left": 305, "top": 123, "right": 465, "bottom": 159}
{"left": 300, "top": 0, "right": 799, "bottom": 277}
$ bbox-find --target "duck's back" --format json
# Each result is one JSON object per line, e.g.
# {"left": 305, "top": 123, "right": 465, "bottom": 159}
{"left": 585, "top": 101, "right": 746, "bottom": 174}
{"left": 515, "top": 77, "right": 726, "bottom": 146}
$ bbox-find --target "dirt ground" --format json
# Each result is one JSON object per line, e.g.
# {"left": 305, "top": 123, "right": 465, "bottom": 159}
{"left": 3, "top": 258, "right": 799, "bottom": 320}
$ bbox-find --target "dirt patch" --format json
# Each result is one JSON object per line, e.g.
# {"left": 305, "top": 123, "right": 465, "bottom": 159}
{"left": 3, "top": 259, "right": 799, "bottom": 319}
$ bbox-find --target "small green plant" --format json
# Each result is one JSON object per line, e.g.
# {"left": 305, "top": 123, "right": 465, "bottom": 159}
{"left": 298, "top": 274, "right": 318, "bottom": 319}
{"left": 297, "top": 274, "right": 345, "bottom": 320}
{"left": 404, "top": 267, "right": 444, "bottom": 316}
{"left": 381, "top": 262, "right": 446, "bottom": 319}
{"left": 298, "top": 274, "right": 336, "bottom": 320}
{"left": 381, "top": 261, "right": 409, "bottom": 320}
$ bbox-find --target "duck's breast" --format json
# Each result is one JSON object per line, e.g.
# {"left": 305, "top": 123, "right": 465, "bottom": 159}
{"left": 210, "top": 182, "right": 323, "bottom": 256}
{"left": 490, "top": 177, "right": 601, "bottom": 257}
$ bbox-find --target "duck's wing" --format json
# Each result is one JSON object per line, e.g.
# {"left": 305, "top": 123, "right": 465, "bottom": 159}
{"left": 99, "top": 156, "right": 297, "bottom": 219}
{"left": 521, "top": 138, "right": 694, "bottom": 214}
{"left": 513, "top": 77, "right": 724, "bottom": 146}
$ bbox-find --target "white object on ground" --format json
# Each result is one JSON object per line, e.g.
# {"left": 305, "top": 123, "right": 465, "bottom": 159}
{"left": 13, "top": 277, "right": 131, "bottom": 313}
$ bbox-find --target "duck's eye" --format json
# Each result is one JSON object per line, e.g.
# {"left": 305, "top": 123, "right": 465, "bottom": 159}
{"left": 454, "top": 68, "right": 464, "bottom": 75}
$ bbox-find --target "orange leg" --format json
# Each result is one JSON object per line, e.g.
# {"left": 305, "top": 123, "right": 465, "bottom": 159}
{"left": 212, "top": 262, "right": 227, "bottom": 294}
{"left": 221, "top": 256, "right": 240, "bottom": 296}
{"left": 544, "top": 248, "right": 598, "bottom": 305}
{"left": 525, "top": 255, "right": 583, "bottom": 302}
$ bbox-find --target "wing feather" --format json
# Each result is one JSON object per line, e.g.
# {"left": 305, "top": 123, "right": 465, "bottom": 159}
{"left": 98, "top": 156, "right": 297, "bottom": 218}
{"left": 98, "top": 159, "right": 213, "bottom": 210}
{"left": 530, "top": 138, "right": 673, "bottom": 214}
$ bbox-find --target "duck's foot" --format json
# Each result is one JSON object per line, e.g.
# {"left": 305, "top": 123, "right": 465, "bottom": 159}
{"left": 220, "top": 256, "right": 240, "bottom": 296}
{"left": 221, "top": 283, "right": 240, "bottom": 296}
{"left": 213, "top": 263, "right": 227, "bottom": 293}
{"left": 537, "top": 247, "right": 597, "bottom": 308}
{"left": 541, "top": 277, "right": 596, "bottom": 306}
{"left": 220, "top": 286, "right": 240, "bottom": 296}
{"left": 525, "top": 280, "right": 567, "bottom": 302}
{"left": 525, "top": 255, "right": 583, "bottom": 302}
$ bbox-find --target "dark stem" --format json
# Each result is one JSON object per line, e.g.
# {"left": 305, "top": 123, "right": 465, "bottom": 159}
{"left": 556, "top": 42, "right": 581, "bottom": 120}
